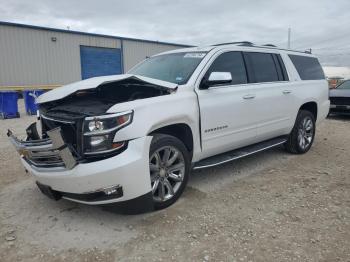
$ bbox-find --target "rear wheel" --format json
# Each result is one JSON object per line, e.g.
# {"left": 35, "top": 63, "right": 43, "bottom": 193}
{"left": 285, "top": 110, "right": 316, "bottom": 154}
{"left": 149, "top": 134, "right": 190, "bottom": 210}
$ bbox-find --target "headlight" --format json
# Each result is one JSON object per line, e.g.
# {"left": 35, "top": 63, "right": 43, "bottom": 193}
{"left": 83, "top": 110, "right": 133, "bottom": 155}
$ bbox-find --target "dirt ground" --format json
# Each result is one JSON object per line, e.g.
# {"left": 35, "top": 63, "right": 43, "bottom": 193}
{"left": 0, "top": 100, "right": 349, "bottom": 262}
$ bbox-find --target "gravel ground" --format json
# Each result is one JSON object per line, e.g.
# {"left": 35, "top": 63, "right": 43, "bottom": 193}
{"left": 0, "top": 100, "right": 349, "bottom": 262}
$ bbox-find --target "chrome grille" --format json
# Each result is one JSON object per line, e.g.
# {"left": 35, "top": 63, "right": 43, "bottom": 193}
{"left": 7, "top": 128, "right": 77, "bottom": 171}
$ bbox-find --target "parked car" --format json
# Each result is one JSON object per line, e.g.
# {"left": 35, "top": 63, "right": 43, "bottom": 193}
{"left": 8, "top": 42, "right": 330, "bottom": 213}
{"left": 329, "top": 80, "right": 350, "bottom": 115}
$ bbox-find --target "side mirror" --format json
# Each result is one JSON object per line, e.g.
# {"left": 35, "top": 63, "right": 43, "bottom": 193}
{"left": 200, "top": 72, "right": 232, "bottom": 89}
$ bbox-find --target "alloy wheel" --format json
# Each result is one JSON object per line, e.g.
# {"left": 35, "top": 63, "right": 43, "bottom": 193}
{"left": 297, "top": 116, "right": 314, "bottom": 150}
{"left": 149, "top": 146, "right": 185, "bottom": 202}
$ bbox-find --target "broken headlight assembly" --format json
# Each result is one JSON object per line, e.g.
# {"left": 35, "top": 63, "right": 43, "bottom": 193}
{"left": 83, "top": 110, "right": 133, "bottom": 155}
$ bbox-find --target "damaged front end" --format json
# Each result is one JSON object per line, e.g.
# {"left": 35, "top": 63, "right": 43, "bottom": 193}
{"left": 7, "top": 125, "right": 77, "bottom": 171}
{"left": 8, "top": 75, "right": 177, "bottom": 171}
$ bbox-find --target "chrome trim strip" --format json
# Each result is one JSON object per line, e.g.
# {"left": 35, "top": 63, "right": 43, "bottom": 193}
{"left": 8, "top": 128, "right": 77, "bottom": 171}
{"left": 84, "top": 110, "right": 133, "bottom": 121}
{"left": 330, "top": 104, "right": 350, "bottom": 109}
{"left": 84, "top": 142, "right": 125, "bottom": 155}
{"left": 41, "top": 114, "right": 75, "bottom": 124}
{"left": 193, "top": 140, "right": 287, "bottom": 170}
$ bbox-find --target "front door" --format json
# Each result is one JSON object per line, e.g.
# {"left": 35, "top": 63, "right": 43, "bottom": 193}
{"left": 196, "top": 51, "right": 258, "bottom": 159}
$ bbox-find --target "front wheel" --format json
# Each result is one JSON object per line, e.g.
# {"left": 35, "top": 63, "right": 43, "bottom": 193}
{"left": 149, "top": 134, "right": 191, "bottom": 210}
{"left": 285, "top": 110, "right": 316, "bottom": 154}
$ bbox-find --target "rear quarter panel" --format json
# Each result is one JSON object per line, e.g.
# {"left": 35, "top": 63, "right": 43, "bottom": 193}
{"left": 281, "top": 52, "right": 330, "bottom": 126}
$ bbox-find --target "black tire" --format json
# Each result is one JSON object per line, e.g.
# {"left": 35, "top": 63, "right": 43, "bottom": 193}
{"left": 149, "top": 133, "right": 191, "bottom": 210}
{"left": 285, "top": 110, "right": 316, "bottom": 154}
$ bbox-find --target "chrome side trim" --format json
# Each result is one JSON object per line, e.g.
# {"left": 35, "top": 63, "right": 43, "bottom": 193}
{"left": 193, "top": 140, "right": 287, "bottom": 170}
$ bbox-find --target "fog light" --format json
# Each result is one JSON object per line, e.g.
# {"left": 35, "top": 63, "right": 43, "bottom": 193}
{"left": 90, "top": 135, "right": 107, "bottom": 146}
{"left": 102, "top": 185, "right": 121, "bottom": 195}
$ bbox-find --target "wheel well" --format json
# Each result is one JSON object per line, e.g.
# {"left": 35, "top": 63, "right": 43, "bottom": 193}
{"left": 300, "top": 102, "right": 318, "bottom": 120}
{"left": 149, "top": 124, "right": 194, "bottom": 154}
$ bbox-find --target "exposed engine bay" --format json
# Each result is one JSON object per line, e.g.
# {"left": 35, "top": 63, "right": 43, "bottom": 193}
{"left": 39, "top": 78, "right": 174, "bottom": 118}
{"left": 28, "top": 77, "right": 176, "bottom": 158}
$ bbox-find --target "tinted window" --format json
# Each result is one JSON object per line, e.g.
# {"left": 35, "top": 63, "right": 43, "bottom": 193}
{"left": 205, "top": 52, "right": 247, "bottom": 85}
{"left": 289, "top": 55, "right": 325, "bottom": 80}
{"left": 274, "top": 54, "right": 289, "bottom": 81}
{"left": 337, "top": 80, "right": 350, "bottom": 89}
{"left": 244, "top": 52, "right": 279, "bottom": 83}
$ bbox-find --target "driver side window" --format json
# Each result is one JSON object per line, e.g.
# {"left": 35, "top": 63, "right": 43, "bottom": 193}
{"left": 205, "top": 51, "right": 248, "bottom": 85}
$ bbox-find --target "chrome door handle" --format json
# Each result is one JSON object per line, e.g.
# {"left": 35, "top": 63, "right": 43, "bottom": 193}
{"left": 283, "top": 90, "right": 292, "bottom": 94}
{"left": 243, "top": 94, "right": 256, "bottom": 99}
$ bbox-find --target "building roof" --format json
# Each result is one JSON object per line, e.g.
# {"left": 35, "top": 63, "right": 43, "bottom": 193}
{"left": 0, "top": 21, "right": 192, "bottom": 48}
{"left": 323, "top": 66, "right": 350, "bottom": 80}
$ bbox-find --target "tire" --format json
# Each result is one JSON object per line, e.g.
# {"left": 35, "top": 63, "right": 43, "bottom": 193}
{"left": 285, "top": 110, "right": 316, "bottom": 154}
{"left": 149, "top": 133, "right": 191, "bottom": 210}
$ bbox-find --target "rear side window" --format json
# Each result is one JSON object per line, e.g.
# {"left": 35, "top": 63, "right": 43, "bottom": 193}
{"left": 243, "top": 52, "right": 282, "bottom": 83}
{"left": 288, "top": 55, "right": 325, "bottom": 80}
{"left": 205, "top": 51, "right": 247, "bottom": 85}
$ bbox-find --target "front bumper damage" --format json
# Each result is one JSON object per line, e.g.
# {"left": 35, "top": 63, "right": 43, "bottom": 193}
{"left": 7, "top": 127, "right": 77, "bottom": 171}
{"left": 7, "top": 125, "right": 154, "bottom": 213}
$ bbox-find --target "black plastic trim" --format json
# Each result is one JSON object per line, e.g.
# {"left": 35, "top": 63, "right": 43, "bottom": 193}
{"left": 36, "top": 182, "right": 124, "bottom": 202}
{"left": 101, "top": 191, "right": 154, "bottom": 215}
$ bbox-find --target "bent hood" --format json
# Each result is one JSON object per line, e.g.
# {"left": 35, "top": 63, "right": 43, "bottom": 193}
{"left": 37, "top": 74, "right": 178, "bottom": 104}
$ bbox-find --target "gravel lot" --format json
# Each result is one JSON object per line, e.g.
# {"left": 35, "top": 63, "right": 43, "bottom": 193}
{"left": 0, "top": 100, "right": 349, "bottom": 262}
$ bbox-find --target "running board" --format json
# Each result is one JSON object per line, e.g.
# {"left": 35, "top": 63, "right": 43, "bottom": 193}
{"left": 193, "top": 136, "right": 287, "bottom": 170}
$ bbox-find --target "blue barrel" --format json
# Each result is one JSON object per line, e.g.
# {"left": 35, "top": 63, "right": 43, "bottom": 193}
{"left": 23, "top": 90, "right": 44, "bottom": 115}
{"left": 0, "top": 91, "right": 19, "bottom": 119}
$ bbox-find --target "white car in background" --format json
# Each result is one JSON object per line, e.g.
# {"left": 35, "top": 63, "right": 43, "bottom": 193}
{"left": 8, "top": 41, "right": 330, "bottom": 213}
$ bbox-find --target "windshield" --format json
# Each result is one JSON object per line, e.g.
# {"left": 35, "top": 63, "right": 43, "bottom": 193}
{"left": 337, "top": 80, "right": 350, "bottom": 89}
{"left": 128, "top": 52, "right": 207, "bottom": 84}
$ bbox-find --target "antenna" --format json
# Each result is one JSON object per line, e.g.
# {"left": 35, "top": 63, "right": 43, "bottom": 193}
{"left": 287, "top": 27, "right": 291, "bottom": 49}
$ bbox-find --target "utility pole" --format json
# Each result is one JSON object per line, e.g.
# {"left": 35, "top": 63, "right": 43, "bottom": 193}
{"left": 287, "top": 27, "right": 291, "bottom": 49}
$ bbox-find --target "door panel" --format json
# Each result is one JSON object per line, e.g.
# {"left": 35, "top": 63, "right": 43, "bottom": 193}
{"left": 197, "top": 85, "right": 258, "bottom": 159}
{"left": 250, "top": 82, "right": 296, "bottom": 141}
{"left": 243, "top": 52, "right": 294, "bottom": 140}
{"left": 195, "top": 51, "right": 258, "bottom": 159}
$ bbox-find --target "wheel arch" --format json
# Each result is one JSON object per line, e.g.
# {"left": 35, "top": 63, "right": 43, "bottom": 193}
{"left": 299, "top": 101, "right": 318, "bottom": 121}
{"left": 148, "top": 123, "right": 194, "bottom": 156}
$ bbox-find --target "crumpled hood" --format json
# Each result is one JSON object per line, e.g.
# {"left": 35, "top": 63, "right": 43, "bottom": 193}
{"left": 37, "top": 74, "right": 178, "bottom": 104}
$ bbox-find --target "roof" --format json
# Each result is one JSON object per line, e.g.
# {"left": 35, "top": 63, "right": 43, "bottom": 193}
{"left": 0, "top": 21, "right": 192, "bottom": 48}
{"left": 158, "top": 41, "right": 314, "bottom": 57}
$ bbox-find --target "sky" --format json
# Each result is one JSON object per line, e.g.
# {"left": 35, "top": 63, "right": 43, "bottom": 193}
{"left": 1, "top": 0, "right": 349, "bottom": 67}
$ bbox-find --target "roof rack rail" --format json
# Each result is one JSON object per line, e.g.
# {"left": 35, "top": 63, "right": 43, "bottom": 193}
{"left": 212, "top": 41, "right": 253, "bottom": 47}
{"left": 262, "top": 44, "right": 277, "bottom": 47}
{"left": 211, "top": 42, "right": 312, "bottom": 55}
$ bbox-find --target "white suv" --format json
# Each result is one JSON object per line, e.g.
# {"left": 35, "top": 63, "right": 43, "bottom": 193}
{"left": 8, "top": 42, "right": 330, "bottom": 213}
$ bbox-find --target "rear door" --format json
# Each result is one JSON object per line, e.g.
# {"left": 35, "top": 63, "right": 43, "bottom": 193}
{"left": 243, "top": 52, "right": 295, "bottom": 141}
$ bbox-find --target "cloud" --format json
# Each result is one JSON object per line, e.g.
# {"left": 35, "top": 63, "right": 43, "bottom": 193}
{"left": 1, "top": 0, "right": 350, "bottom": 66}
